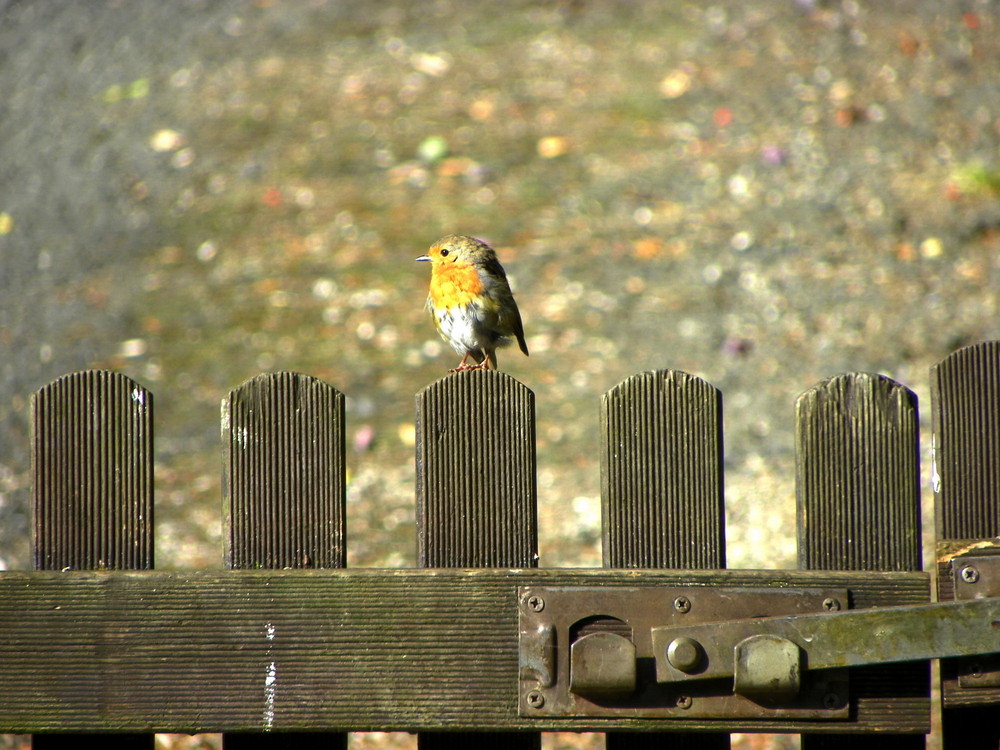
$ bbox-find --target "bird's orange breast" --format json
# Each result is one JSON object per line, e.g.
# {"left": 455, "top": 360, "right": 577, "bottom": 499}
{"left": 429, "top": 262, "right": 484, "bottom": 310}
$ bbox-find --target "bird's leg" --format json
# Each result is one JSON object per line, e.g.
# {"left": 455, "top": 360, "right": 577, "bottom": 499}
{"left": 468, "top": 351, "right": 492, "bottom": 371}
{"left": 449, "top": 352, "right": 475, "bottom": 373}
{"left": 450, "top": 351, "right": 492, "bottom": 372}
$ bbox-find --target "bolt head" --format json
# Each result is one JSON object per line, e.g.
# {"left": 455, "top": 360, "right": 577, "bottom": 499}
{"left": 673, "top": 596, "right": 691, "bottom": 613}
{"left": 667, "top": 637, "right": 705, "bottom": 673}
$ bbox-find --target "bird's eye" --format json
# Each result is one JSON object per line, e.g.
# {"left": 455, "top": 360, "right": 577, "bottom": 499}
{"left": 440, "top": 248, "right": 450, "bottom": 257}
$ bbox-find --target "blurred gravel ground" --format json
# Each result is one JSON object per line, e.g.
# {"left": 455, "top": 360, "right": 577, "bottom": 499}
{"left": 2, "top": 1, "right": 998, "bottom": 747}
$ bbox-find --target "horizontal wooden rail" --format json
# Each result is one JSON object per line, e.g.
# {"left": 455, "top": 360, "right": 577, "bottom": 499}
{"left": 0, "top": 567, "right": 928, "bottom": 734}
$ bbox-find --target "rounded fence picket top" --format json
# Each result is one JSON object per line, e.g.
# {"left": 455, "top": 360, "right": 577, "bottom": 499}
{"left": 32, "top": 369, "right": 154, "bottom": 571}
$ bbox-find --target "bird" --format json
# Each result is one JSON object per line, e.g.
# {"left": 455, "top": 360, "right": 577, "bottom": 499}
{"left": 416, "top": 234, "right": 529, "bottom": 372}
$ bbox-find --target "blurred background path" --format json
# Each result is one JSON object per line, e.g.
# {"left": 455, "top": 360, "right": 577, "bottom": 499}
{"left": 1, "top": 3, "right": 997, "bottom": 744}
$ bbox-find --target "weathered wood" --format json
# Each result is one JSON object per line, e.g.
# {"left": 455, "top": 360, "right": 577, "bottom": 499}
{"left": 416, "top": 370, "right": 537, "bottom": 568}
{"left": 223, "top": 372, "right": 347, "bottom": 749}
{"left": 932, "top": 340, "right": 1000, "bottom": 540}
{"left": 416, "top": 370, "right": 538, "bottom": 749}
{"left": 601, "top": 369, "right": 725, "bottom": 568}
{"left": 796, "top": 373, "right": 927, "bottom": 749}
{"left": 602, "top": 370, "right": 729, "bottom": 750}
{"left": 0, "top": 568, "right": 929, "bottom": 733}
{"left": 797, "top": 373, "right": 921, "bottom": 572}
{"left": 19, "top": 353, "right": 994, "bottom": 740}
{"left": 31, "top": 370, "right": 155, "bottom": 749}
{"left": 931, "top": 341, "right": 1000, "bottom": 743}
{"left": 223, "top": 372, "right": 346, "bottom": 569}
{"left": 31, "top": 370, "right": 154, "bottom": 570}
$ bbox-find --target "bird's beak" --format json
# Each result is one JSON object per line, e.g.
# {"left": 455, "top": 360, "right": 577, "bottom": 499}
{"left": 415, "top": 255, "right": 431, "bottom": 262}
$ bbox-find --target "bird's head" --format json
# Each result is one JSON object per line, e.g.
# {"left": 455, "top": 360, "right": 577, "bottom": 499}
{"left": 416, "top": 234, "right": 496, "bottom": 267}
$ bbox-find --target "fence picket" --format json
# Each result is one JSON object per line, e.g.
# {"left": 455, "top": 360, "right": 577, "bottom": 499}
{"left": 416, "top": 370, "right": 537, "bottom": 568}
{"left": 601, "top": 369, "right": 725, "bottom": 569}
{"left": 31, "top": 370, "right": 155, "bottom": 749}
{"left": 932, "top": 340, "right": 1000, "bottom": 540}
{"left": 416, "top": 369, "right": 539, "bottom": 749}
{"left": 222, "top": 372, "right": 347, "bottom": 750}
{"left": 796, "top": 372, "right": 926, "bottom": 749}
{"left": 223, "top": 371, "right": 346, "bottom": 570}
{"left": 601, "top": 369, "right": 729, "bottom": 750}
{"left": 931, "top": 341, "right": 1000, "bottom": 746}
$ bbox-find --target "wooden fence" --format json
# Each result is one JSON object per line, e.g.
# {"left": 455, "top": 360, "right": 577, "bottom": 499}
{"left": 9, "top": 340, "right": 1000, "bottom": 748}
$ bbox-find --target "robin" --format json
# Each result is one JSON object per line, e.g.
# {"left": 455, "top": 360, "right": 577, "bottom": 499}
{"left": 416, "top": 234, "right": 529, "bottom": 372}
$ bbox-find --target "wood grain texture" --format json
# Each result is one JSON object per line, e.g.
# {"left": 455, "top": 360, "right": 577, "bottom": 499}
{"left": 223, "top": 372, "right": 347, "bottom": 749}
{"left": 31, "top": 370, "right": 154, "bottom": 570}
{"left": 602, "top": 369, "right": 729, "bottom": 750}
{"left": 416, "top": 370, "right": 538, "bottom": 748}
{"left": 224, "top": 372, "right": 346, "bottom": 569}
{"left": 796, "top": 373, "right": 927, "bottom": 749}
{"left": 931, "top": 340, "right": 1000, "bottom": 540}
{"left": 796, "top": 373, "right": 921, "bottom": 572}
{"left": 0, "top": 568, "right": 928, "bottom": 733}
{"left": 931, "top": 341, "right": 1000, "bottom": 743}
{"left": 31, "top": 370, "right": 155, "bottom": 749}
{"left": 416, "top": 370, "right": 537, "bottom": 568}
{"left": 601, "top": 370, "right": 725, "bottom": 569}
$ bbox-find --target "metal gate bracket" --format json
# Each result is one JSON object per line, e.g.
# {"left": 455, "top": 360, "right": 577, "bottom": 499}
{"left": 520, "top": 583, "right": 1000, "bottom": 720}
{"left": 518, "top": 585, "right": 850, "bottom": 719}
{"left": 948, "top": 554, "right": 1000, "bottom": 690}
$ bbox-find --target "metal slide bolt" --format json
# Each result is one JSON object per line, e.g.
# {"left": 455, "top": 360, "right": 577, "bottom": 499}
{"left": 570, "top": 632, "right": 637, "bottom": 696}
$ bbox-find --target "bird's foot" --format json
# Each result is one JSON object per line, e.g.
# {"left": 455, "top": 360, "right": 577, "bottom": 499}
{"left": 449, "top": 362, "right": 488, "bottom": 373}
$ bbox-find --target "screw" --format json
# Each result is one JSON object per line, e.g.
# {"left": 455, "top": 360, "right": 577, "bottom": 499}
{"left": 675, "top": 695, "right": 692, "bottom": 709}
{"left": 526, "top": 690, "right": 545, "bottom": 708}
{"left": 822, "top": 597, "right": 841, "bottom": 612}
{"left": 961, "top": 566, "right": 980, "bottom": 584}
{"left": 673, "top": 596, "right": 691, "bottom": 614}
{"left": 823, "top": 693, "right": 841, "bottom": 709}
{"left": 525, "top": 594, "right": 545, "bottom": 612}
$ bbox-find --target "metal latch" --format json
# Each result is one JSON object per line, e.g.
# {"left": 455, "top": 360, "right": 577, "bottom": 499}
{"left": 518, "top": 586, "right": 850, "bottom": 719}
{"left": 519, "top": 583, "right": 1000, "bottom": 720}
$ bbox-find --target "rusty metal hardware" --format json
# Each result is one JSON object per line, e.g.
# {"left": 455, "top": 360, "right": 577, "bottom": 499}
{"left": 570, "top": 631, "right": 637, "bottom": 696}
{"left": 733, "top": 634, "right": 801, "bottom": 702}
{"left": 520, "top": 577, "right": 1000, "bottom": 720}
{"left": 949, "top": 554, "right": 1000, "bottom": 689}
{"left": 653, "top": 597, "right": 1000, "bottom": 684}
{"left": 519, "top": 585, "right": 849, "bottom": 719}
